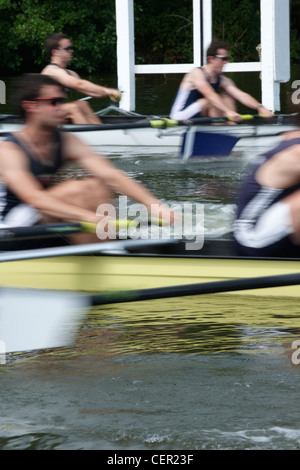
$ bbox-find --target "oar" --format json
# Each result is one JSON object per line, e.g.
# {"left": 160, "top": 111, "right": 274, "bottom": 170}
{"left": 179, "top": 113, "right": 300, "bottom": 159}
{"left": 78, "top": 92, "right": 122, "bottom": 103}
{"left": 0, "top": 237, "right": 178, "bottom": 262}
{"left": 0, "top": 119, "right": 170, "bottom": 137}
{"left": 0, "top": 113, "right": 295, "bottom": 137}
{"left": 0, "top": 222, "right": 97, "bottom": 241}
{"left": 62, "top": 114, "right": 257, "bottom": 133}
{"left": 0, "top": 218, "right": 159, "bottom": 242}
{"left": 181, "top": 129, "right": 241, "bottom": 160}
{"left": 1, "top": 271, "right": 300, "bottom": 355}
{"left": 0, "top": 288, "right": 88, "bottom": 355}
{"left": 90, "top": 271, "right": 300, "bottom": 305}
{"left": 180, "top": 114, "right": 267, "bottom": 160}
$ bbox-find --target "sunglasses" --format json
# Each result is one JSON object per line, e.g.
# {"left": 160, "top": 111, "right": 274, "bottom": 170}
{"left": 215, "top": 55, "right": 230, "bottom": 61}
{"left": 33, "top": 97, "right": 65, "bottom": 106}
{"left": 58, "top": 46, "right": 74, "bottom": 51}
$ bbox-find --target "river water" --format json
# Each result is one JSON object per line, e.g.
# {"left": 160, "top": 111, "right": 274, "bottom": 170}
{"left": 1, "top": 72, "right": 300, "bottom": 452}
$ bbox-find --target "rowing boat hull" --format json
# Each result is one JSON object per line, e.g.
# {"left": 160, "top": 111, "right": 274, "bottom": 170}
{"left": 71, "top": 124, "right": 291, "bottom": 155}
{"left": 0, "top": 117, "right": 296, "bottom": 155}
{"left": 1, "top": 248, "right": 300, "bottom": 298}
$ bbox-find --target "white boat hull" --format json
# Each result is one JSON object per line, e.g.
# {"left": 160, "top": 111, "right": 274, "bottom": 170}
{"left": 0, "top": 119, "right": 296, "bottom": 155}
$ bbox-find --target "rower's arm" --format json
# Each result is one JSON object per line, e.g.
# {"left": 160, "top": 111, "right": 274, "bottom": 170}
{"left": 256, "top": 143, "right": 300, "bottom": 188}
{"left": 191, "top": 69, "right": 240, "bottom": 120}
{"left": 221, "top": 76, "right": 274, "bottom": 117}
{"left": 0, "top": 142, "right": 104, "bottom": 223}
{"left": 63, "top": 134, "right": 176, "bottom": 222}
{"left": 42, "top": 65, "right": 121, "bottom": 100}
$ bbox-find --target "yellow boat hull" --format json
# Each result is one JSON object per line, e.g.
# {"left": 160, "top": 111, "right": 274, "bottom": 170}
{"left": 1, "top": 253, "right": 300, "bottom": 298}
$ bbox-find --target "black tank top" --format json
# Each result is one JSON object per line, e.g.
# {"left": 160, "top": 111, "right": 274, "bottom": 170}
{"left": 236, "top": 138, "right": 300, "bottom": 220}
{"left": 48, "top": 63, "right": 71, "bottom": 93}
{"left": 0, "top": 131, "right": 63, "bottom": 217}
{"left": 183, "top": 67, "right": 221, "bottom": 109}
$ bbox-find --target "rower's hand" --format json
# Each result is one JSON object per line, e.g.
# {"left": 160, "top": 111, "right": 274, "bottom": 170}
{"left": 258, "top": 107, "right": 274, "bottom": 118}
{"left": 226, "top": 111, "right": 242, "bottom": 123}
{"left": 150, "top": 203, "right": 181, "bottom": 226}
{"left": 109, "top": 89, "right": 122, "bottom": 102}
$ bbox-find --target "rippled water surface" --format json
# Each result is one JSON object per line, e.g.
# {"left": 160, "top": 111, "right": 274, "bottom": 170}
{"left": 1, "top": 294, "right": 300, "bottom": 450}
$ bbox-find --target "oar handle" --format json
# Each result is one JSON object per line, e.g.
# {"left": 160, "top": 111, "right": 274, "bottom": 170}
{"left": 233, "top": 114, "right": 255, "bottom": 121}
{"left": 0, "top": 218, "right": 165, "bottom": 241}
{"left": 179, "top": 113, "right": 281, "bottom": 126}
{"left": 0, "top": 223, "right": 86, "bottom": 240}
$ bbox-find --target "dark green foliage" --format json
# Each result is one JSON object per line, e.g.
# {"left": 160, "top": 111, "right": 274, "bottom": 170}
{"left": 134, "top": 0, "right": 193, "bottom": 64}
{"left": 212, "top": 0, "right": 261, "bottom": 62}
{"left": 0, "top": 0, "right": 116, "bottom": 74}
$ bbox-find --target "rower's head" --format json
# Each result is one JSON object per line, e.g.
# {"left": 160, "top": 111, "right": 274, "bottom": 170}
{"left": 16, "top": 74, "right": 66, "bottom": 126}
{"left": 45, "top": 33, "right": 74, "bottom": 64}
{"left": 206, "top": 40, "right": 230, "bottom": 73}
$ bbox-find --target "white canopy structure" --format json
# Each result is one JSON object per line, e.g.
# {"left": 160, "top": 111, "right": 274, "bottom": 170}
{"left": 115, "top": 0, "right": 290, "bottom": 112}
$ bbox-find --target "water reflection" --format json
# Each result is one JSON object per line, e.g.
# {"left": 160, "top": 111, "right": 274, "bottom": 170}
{"left": 9, "top": 294, "right": 299, "bottom": 365}
{"left": 83, "top": 295, "right": 300, "bottom": 356}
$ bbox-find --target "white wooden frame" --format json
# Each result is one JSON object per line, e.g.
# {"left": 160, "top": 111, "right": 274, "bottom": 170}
{"left": 115, "top": 0, "right": 290, "bottom": 112}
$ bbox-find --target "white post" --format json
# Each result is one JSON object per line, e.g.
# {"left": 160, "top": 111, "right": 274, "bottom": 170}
{"left": 193, "top": 0, "right": 212, "bottom": 66}
{"left": 202, "top": 0, "right": 212, "bottom": 64}
{"left": 260, "top": 0, "right": 290, "bottom": 111}
{"left": 114, "top": 0, "right": 290, "bottom": 113}
{"left": 115, "top": 0, "right": 135, "bottom": 111}
{"left": 193, "top": 0, "right": 202, "bottom": 67}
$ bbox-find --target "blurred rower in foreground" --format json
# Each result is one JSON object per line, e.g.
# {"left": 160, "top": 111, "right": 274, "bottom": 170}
{"left": 0, "top": 74, "right": 175, "bottom": 248}
{"left": 41, "top": 33, "right": 121, "bottom": 124}
{"left": 170, "top": 39, "right": 273, "bottom": 122}
{"left": 234, "top": 116, "right": 300, "bottom": 258}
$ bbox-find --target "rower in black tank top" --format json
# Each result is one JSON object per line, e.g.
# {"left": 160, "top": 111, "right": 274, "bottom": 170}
{"left": 170, "top": 67, "right": 221, "bottom": 119}
{"left": 0, "top": 131, "right": 63, "bottom": 218}
{"left": 48, "top": 63, "right": 71, "bottom": 93}
{"left": 234, "top": 138, "right": 300, "bottom": 257}
{"left": 0, "top": 131, "right": 67, "bottom": 251}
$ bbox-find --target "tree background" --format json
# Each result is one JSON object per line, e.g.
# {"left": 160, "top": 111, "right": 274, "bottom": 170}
{"left": 0, "top": 0, "right": 298, "bottom": 75}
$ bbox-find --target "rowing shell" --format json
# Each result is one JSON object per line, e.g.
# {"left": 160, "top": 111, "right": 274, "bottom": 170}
{"left": 0, "top": 238, "right": 300, "bottom": 298}
{"left": 0, "top": 111, "right": 297, "bottom": 156}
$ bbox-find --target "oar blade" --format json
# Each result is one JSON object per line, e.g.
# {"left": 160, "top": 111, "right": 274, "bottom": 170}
{"left": 0, "top": 288, "right": 88, "bottom": 354}
{"left": 181, "top": 130, "right": 240, "bottom": 159}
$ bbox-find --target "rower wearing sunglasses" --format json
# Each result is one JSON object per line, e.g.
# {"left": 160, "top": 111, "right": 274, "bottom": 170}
{"left": 41, "top": 33, "right": 121, "bottom": 124}
{"left": 0, "top": 74, "right": 175, "bottom": 250}
{"left": 170, "top": 40, "right": 273, "bottom": 122}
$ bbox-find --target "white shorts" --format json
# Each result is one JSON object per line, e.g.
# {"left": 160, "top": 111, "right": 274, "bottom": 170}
{"left": 234, "top": 201, "right": 294, "bottom": 249}
{"left": 170, "top": 89, "right": 202, "bottom": 120}
{"left": 0, "top": 204, "right": 42, "bottom": 228}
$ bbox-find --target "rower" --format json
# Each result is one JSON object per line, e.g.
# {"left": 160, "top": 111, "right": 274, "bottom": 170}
{"left": 170, "top": 39, "right": 273, "bottom": 122}
{"left": 41, "top": 33, "right": 121, "bottom": 124}
{"left": 0, "top": 74, "right": 175, "bottom": 250}
{"left": 233, "top": 117, "right": 300, "bottom": 258}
